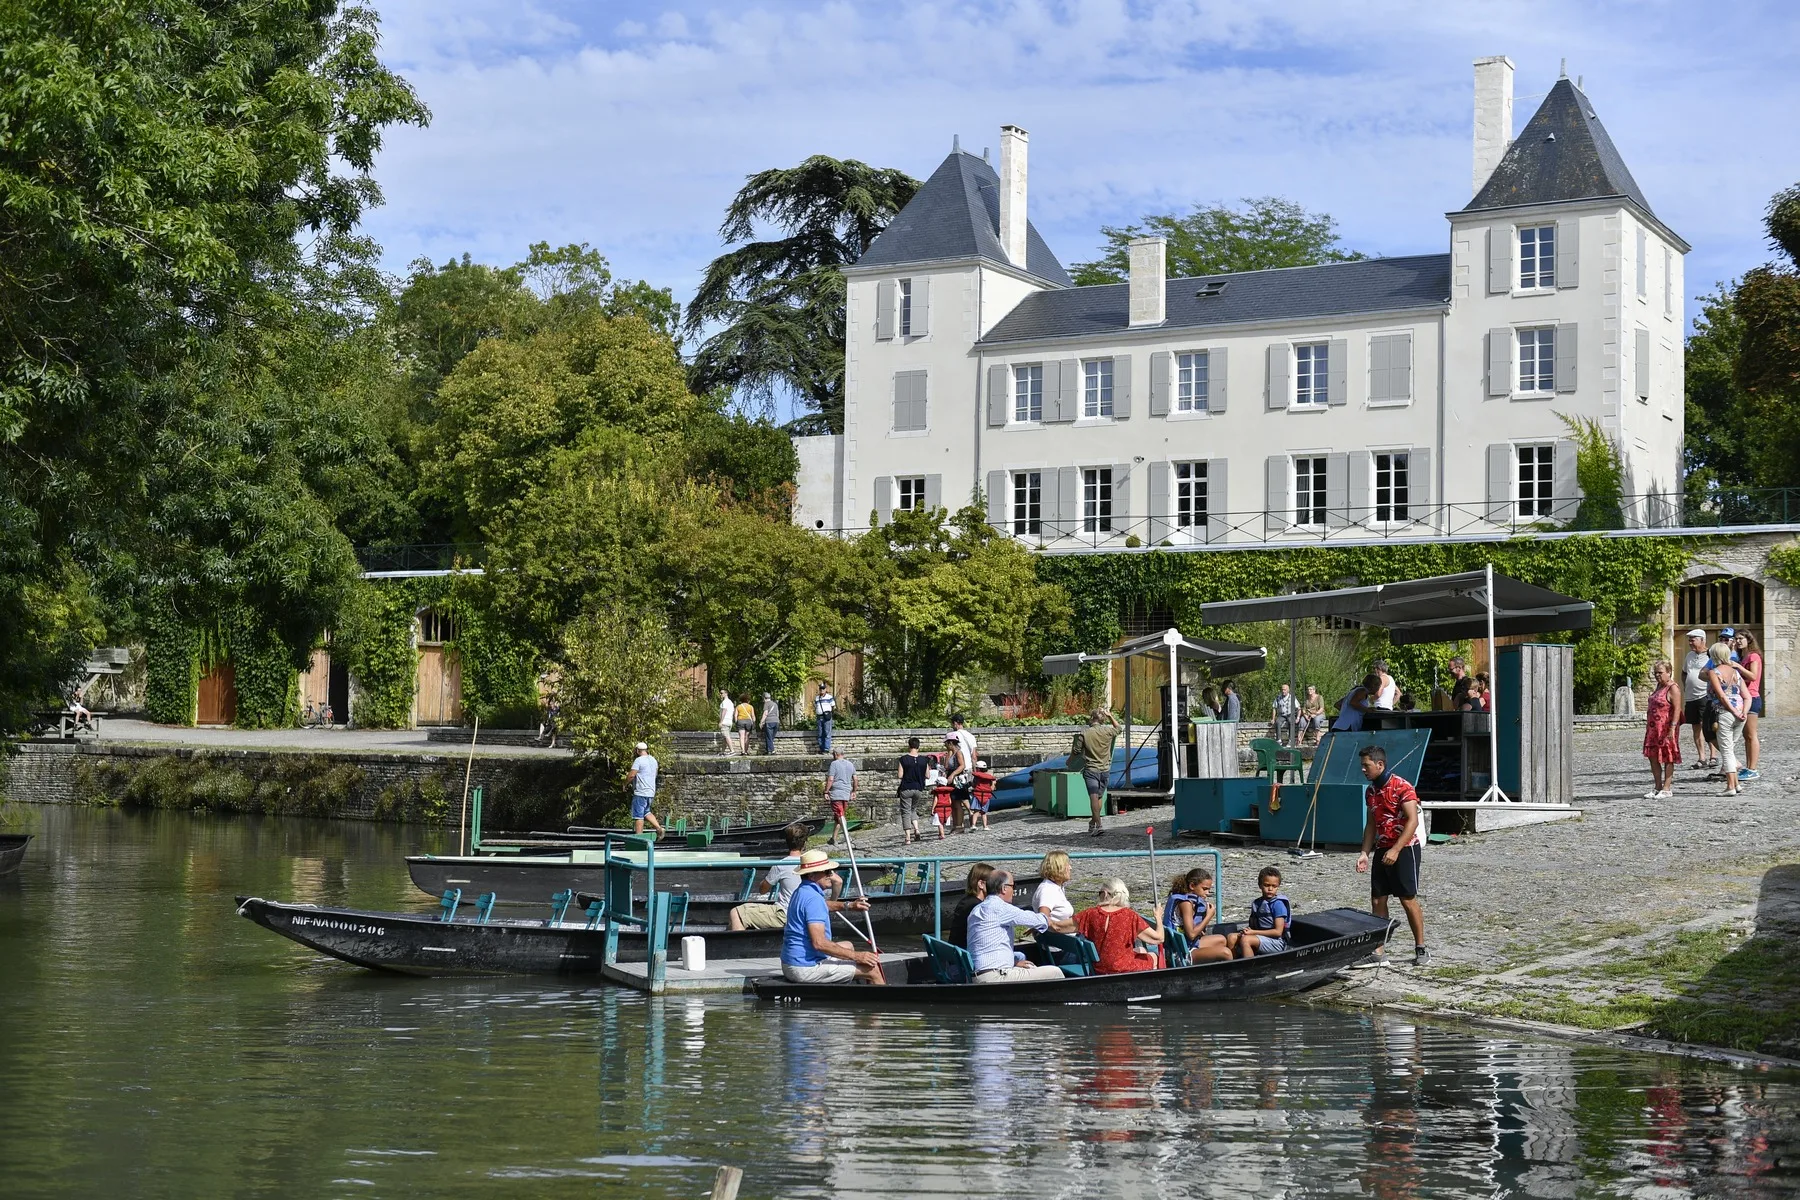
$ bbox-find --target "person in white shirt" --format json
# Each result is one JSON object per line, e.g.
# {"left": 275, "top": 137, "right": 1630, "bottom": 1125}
{"left": 1372, "top": 660, "right": 1399, "bottom": 710}
{"left": 625, "top": 741, "right": 664, "bottom": 835}
{"left": 1031, "top": 850, "right": 1076, "bottom": 924}
{"left": 718, "top": 690, "right": 735, "bottom": 755}
{"left": 729, "top": 822, "right": 812, "bottom": 930}
{"left": 1680, "top": 629, "right": 1718, "bottom": 769}
{"left": 966, "top": 871, "right": 1066, "bottom": 983}
{"left": 948, "top": 714, "right": 977, "bottom": 833}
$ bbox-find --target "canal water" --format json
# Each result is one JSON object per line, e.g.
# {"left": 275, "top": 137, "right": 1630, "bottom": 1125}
{"left": 2, "top": 806, "right": 1799, "bottom": 1198}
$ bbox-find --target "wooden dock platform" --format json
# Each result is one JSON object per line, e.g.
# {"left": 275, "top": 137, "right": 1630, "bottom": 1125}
{"left": 600, "top": 957, "right": 778, "bottom": 994}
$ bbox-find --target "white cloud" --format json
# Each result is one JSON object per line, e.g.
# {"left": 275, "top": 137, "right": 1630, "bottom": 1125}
{"left": 360, "top": 0, "right": 1800, "bottom": 330}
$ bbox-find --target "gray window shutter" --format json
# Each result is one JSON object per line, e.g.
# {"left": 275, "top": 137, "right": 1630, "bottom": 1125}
{"left": 1368, "top": 335, "right": 1390, "bottom": 403}
{"left": 1635, "top": 328, "right": 1651, "bottom": 401}
{"left": 875, "top": 476, "right": 894, "bottom": 526}
{"left": 1148, "top": 351, "right": 1170, "bottom": 417}
{"left": 1554, "top": 322, "right": 1578, "bottom": 393}
{"left": 987, "top": 364, "right": 1009, "bottom": 427}
{"left": 1056, "top": 465, "right": 1081, "bottom": 533}
{"left": 876, "top": 280, "right": 896, "bottom": 340}
{"left": 1408, "top": 447, "right": 1431, "bottom": 521}
{"left": 913, "top": 277, "right": 930, "bottom": 335}
{"left": 1205, "top": 458, "right": 1229, "bottom": 543}
{"left": 1043, "top": 358, "right": 1062, "bottom": 417}
{"left": 1327, "top": 339, "right": 1348, "bottom": 406}
{"left": 1556, "top": 218, "right": 1579, "bottom": 289}
{"left": 924, "top": 474, "right": 942, "bottom": 512}
{"left": 1488, "top": 226, "right": 1511, "bottom": 294}
{"left": 1325, "top": 452, "right": 1349, "bottom": 527}
{"left": 986, "top": 470, "right": 1006, "bottom": 527}
{"left": 1485, "top": 446, "right": 1510, "bottom": 522}
{"left": 1487, "top": 329, "right": 1511, "bottom": 398}
{"left": 1265, "top": 343, "right": 1289, "bottom": 410}
{"left": 1053, "top": 360, "right": 1079, "bottom": 423}
{"left": 1211, "top": 347, "right": 1227, "bottom": 413}
{"left": 1265, "top": 456, "right": 1289, "bottom": 535}
{"left": 1636, "top": 227, "right": 1647, "bottom": 296}
{"left": 1147, "top": 462, "right": 1170, "bottom": 544}
{"left": 1552, "top": 439, "right": 1581, "bottom": 523}
{"left": 893, "top": 371, "right": 927, "bottom": 430}
{"left": 1112, "top": 355, "right": 1131, "bottom": 421}
{"left": 1112, "top": 463, "right": 1131, "bottom": 525}
{"left": 1390, "top": 333, "right": 1412, "bottom": 400}
{"left": 1347, "top": 450, "right": 1371, "bottom": 525}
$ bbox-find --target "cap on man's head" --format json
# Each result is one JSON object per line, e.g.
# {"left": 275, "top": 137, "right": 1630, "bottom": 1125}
{"left": 1722, "top": 626, "right": 1737, "bottom": 638}
{"left": 635, "top": 741, "right": 648, "bottom": 751}
{"left": 1687, "top": 629, "right": 1707, "bottom": 640}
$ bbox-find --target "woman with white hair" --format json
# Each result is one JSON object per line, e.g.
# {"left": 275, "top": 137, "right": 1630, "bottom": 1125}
{"left": 1073, "top": 878, "right": 1165, "bottom": 974}
{"left": 1706, "top": 642, "right": 1749, "bottom": 797}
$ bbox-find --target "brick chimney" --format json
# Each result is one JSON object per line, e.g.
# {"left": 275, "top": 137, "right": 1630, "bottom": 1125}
{"left": 1128, "top": 236, "right": 1166, "bottom": 326}
{"left": 1472, "top": 56, "right": 1515, "bottom": 196}
{"left": 999, "top": 125, "right": 1028, "bottom": 267}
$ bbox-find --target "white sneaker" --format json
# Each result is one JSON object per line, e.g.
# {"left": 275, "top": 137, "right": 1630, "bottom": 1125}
{"left": 1653, "top": 790, "right": 1672, "bottom": 799}
{"left": 1642, "top": 790, "right": 1661, "bottom": 799}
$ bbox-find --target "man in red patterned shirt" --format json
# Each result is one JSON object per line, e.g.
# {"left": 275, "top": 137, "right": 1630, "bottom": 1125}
{"left": 1354, "top": 745, "right": 1428, "bottom": 966}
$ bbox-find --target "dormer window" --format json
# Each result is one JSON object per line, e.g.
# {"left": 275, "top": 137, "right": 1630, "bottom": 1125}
{"left": 1194, "top": 279, "right": 1228, "bottom": 298}
{"left": 1519, "top": 225, "right": 1555, "bottom": 289}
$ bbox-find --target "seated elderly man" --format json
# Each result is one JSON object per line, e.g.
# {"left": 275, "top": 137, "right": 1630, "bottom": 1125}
{"left": 965, "top": 869, "right": 1070, "bottom": 983}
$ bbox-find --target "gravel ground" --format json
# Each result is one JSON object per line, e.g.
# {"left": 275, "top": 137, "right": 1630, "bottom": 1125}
{"left": 847, "top": 720, "right": 1800, "bottom": 1055}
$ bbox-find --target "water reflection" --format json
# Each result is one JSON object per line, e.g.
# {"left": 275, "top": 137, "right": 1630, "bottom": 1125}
{"left": 1, "top": 806, "right": 1798, "bottom": 1197}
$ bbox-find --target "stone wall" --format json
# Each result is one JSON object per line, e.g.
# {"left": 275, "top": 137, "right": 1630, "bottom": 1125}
{"left": 1664, "top": 531, "right": 1799, "bottom": 715}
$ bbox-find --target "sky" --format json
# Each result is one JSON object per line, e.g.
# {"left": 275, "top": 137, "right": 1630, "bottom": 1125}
{"left": 361, "top": 0, "right": 1799, "bottom": 408}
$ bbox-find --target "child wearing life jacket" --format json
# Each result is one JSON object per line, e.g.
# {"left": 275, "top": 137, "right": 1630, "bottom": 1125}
{"left": 1232, "top": 865, "right": 1292, "bottom": 957}
{"left": 968, "top": 761, "right": 997, "bottom": 829}
{"left": 926, "top": 756, "right": 953, "bottom": 839}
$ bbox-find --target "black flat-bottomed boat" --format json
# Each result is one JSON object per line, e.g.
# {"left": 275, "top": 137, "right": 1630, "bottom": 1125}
{"left": 750, "top": 909, "right": 1392, "bottom": 1005}
{"left": 0, "top": 833, "right": 32, "bottom": 876}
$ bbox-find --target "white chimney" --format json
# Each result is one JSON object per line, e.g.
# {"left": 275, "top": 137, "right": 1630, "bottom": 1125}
{"left": 1472, "top": 56, "right": 1515, "bottom": 196}
{"left": 998, "top": 125, "right": 1028, "bottom": 267}
{"left": 1128, "top": 236, "right": 1166, "bottom": 326}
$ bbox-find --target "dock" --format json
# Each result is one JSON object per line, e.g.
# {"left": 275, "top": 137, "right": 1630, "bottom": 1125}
{"left": 601, "top": 957, "right": 776, "bottom": 994}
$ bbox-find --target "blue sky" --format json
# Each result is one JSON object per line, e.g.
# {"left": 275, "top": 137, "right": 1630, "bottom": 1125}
{"left": 362, "top": 0, "right": 1798, "bottom": 381}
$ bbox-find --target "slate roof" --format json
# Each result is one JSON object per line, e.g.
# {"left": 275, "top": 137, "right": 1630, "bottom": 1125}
{"left": 1465, "top": 78, "right": 1654, "bottom": 216}
{"left": 978, "top": 253, "right": 1451, "bottom": 346}
{"left": 854, "top": 150, "right": 1071, "bottom": 286}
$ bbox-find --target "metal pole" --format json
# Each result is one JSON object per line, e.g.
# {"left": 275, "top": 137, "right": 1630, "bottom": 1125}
{"left": 1288, "top": 618, "right": 1298, "bottom": 744}
{"left": 1482, "top": 562, "right": 1508, "bottom": 803}
{"left": 457, "top": 714, "right": 480, "bottom": 855}
{"left": 1169, "top": 637, "right": 1179, "bottom": 785}
{"left": 836, "top": 815, "right": 880, "bottom": 953}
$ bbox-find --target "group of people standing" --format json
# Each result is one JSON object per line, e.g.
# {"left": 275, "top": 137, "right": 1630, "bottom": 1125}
{"left": 717, "top": 685, "right": 841, "bottom": 756}
{"left": 893, "top": 715, "right": 994, "bottom": 843}
{"left": 1643, "top": 627, "right": 1763, "bottom": 797}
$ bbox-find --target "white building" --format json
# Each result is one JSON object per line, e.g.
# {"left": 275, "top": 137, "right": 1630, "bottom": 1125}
{"left": 793, "top": 58, "right": 1689, "bottom": 549}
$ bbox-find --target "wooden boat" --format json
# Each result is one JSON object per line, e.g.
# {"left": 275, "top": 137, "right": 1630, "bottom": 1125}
{"left": 406, "top": 848, "right": 772, "bottom": 905}
{"left": 234, "top": 895, "right": 787, "bottom": 976}
{"left": 0, "top": 833, "right": 30, "bottom": 876}
{"left": 481, "top": 817, "right": 824, "bottom": 856}
{"left": 749, "top": 908, "right": 1392, "bottom": 1005}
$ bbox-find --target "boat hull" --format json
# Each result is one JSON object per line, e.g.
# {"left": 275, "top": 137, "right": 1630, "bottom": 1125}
{"left": 749, "top": 908, "right": 1391, "bottom": 1005}
{"left": 0, "top": 833, "right": 31, "bottom": 877}
{"left": 234, "top": 896, "right": 784, "bottom": 976}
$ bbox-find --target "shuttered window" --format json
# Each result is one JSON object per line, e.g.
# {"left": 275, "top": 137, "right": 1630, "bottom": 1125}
{"left": 1175, "top": 461, "right": 1207, "bottom": 529}
{"left": 1176, "top": 352, "right": 1209, "bottom": 413}
{"left": 1012, "top": 471, "right": 1042, "bottom": 535}
{"left": 1636, "top": 228, "right": 1648, "bottom": 297}
{"left": 1294, "top": 343, "right": 1329, "bottom": 406}
{"left": 892, "top": 371, "right": 928, "bottom": 431}
{"left": 1294, "top": 457, "right": 1327, "bottom": 526}
{"left": 1374, "top": 452, "right": 1409, "bottom": 522}
{"left": 897, "top": 477, "right": 927, "bottom": 512}
{"left": 899, "top": 279, "right": 913, "bottom": 336}
{"left": 1517, "top": 327, "right": 1555, "bottom": 394}
{"left": 1014, "top": 364, "right": 1043, "bottom": 422}
{"left": 1082, "top": 467, "right": 1113, "bottom": 532}
{"left": 1082, "top": 359, "right": 1115, "bottom": 418}
{"left": 1516, "top": 445, "right": 1554, "bottom": 518}
{"left": 1519, "top": 224, "right": 1555, "bottom": 289}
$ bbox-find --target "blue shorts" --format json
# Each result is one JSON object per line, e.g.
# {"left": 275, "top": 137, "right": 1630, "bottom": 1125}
{"left": 969, "top": 795, "right": 991, "bottom": 813}
{"left": 1250, "top": 933, "right": 1287, "bottom": 954}
{"left": 1749, "top": 697, "right": 1763, "bottom": 716}
{"left": 631, "top": 794, "right": 654, "bottom": 820}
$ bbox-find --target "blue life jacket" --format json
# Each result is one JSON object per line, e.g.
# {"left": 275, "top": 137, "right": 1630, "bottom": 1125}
{"left": 1249, "top": 894, "right": 1292, "bottom": 932}
{"left": 1163, "top": 892, "right": 1198, "bottom": 932}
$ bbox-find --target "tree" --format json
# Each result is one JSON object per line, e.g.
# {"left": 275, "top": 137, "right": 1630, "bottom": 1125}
{"left": 557, "top": 602, "right": 692, "bottom": 815}
{"left": 858, "top": 506, "right": 1072, "bottom": 715}
{"left": 685, "top": 156, "right": 918, "bottom": 433}
{"left": 1069, "top": 197, "right": 1365, "bottom": 286}
{"left": 1559, "top": 415, "right": 1626, "bottom": 531}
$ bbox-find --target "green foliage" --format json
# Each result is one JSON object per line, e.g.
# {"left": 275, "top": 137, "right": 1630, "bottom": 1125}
{"left": 143, "top": 598, "right": 201, "bottom": 725}
{"left": 685, "top": 156, "right": 919, "bottom": 432}
{"left": 1559, "top": 414, "right": 1627, "bottom": 531}
{"left": 557, "top": 604, "right": 693, "bottom": 812}
{"left": 1768, "top": 542, "right": 1800, "bottom": 587}
{"left": 334, "top": 580, "right": 425, "bottom": 729}
{"left": 1684, "top": 285, "right": 1759, "bottom": 499}
{"left": 443, "top": 587, "right": 541, "bottom": 727}
{"left": 1069, "top": 197, "right": 1365, "bottom": 286}
{"left": 0, "top": 564, "right": 104, "bottom": 732}
{"left": 222, "top": 610, "right": 302, "bottom": 729}
{"left": 858, "top": 506, "right": 1074, "bottom": 714}
{"left": 1036, "top": 537, "right": 1696, "bottom": 712}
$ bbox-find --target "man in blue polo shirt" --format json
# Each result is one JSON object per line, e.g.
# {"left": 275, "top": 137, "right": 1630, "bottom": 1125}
{"left": 781, "top": 849, "right": 885, "bottom": 985}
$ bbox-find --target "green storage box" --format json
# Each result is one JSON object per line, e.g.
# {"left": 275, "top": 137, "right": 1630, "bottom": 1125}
{"left": 1034, "top": 770, "right": 1100, "bottom": 819}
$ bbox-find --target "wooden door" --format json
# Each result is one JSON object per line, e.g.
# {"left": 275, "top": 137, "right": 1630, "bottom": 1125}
{"left": 299, "top": 648, "right": 331, "bottom": 716}
{"left": 414, "top": 646, "right": 464, "bottom": 726}
{"left": 197, "top": 663, "right": 237, "bottom": 726}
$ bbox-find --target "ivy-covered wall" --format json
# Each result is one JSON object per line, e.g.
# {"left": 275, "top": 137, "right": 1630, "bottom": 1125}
{"left": 143, "top": 603, "right": 200, "bottom": 725}
{"left": 142, "top": 596, "right": 303, "bottom": 728}
{"left": 1035, "top": 536, "right": 1701, "bottom": 711}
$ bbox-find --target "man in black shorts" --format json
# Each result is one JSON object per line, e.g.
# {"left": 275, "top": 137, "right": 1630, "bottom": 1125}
{"left": 1354, "top": 745, "right": 1427, "bottom": 966}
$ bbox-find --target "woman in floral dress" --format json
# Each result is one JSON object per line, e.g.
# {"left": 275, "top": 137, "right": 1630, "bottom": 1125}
{"left": 1642, "top": 659, "right": 1681, "bottom": 798}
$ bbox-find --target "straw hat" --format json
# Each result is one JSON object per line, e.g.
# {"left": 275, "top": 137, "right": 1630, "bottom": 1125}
{"left": 796, "top": 849, "right": 841, "bottom": 876}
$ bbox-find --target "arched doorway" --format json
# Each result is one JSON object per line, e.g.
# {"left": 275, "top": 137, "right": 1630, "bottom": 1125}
{"left": 413, "top": 608, "right": 464, "bottom": 726}
{"left": 1676, "top": 575, "right": 1764, "bottom": 647}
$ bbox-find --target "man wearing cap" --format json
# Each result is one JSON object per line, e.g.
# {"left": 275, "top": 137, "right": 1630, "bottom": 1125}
{"left": 626, "top": 741, "right": 664, "bottom": 836}
{"left": 1680, "top": 629, "right": 1718, "bottom": 769}
{"left": 781, "top": 850, "right": 885, "bottom": 985}
{"left": 966, "top": 869, "right": 1067, "bottom": 982}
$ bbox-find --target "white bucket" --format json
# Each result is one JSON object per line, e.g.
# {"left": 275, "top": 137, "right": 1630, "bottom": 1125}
{"left": 680, "top": 935, "right": 707, "bottom": 972}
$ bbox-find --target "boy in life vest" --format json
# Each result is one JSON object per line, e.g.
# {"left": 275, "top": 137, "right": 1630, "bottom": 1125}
{"left": 1231, "top": 865, "right": 1292, "bottom": 957}
{"left": 968, "top": 760, "right": 997, "bottom": 830}
{"left": 925, "top": 755, "right": 954, "bottom": 839}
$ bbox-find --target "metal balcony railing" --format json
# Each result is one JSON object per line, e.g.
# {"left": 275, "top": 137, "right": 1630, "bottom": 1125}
{"left": 354, "top": 544, "right": 486, "bottom": 573}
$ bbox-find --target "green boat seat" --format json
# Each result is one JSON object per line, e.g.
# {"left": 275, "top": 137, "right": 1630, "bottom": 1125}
{"left": 1036, "top": 931, "right": 1100, "bottom": 977}
{"left": 473, "top": 892, "right": 497, "bottom": 923}
{"left": 437, "top": 888, "right": 462, "bottom": 923}
{"left": 737, "top": 868, "right": 759, "bottom": 901}
{"left": 685, "top": 830, "right": 714, "bottom": 848}
{"left": 669, "top": 892, "right": 690, "bottom": 931}
{"left": 547, "top": 889, "right": 574, "bottom": 926}
{"left": 583, "top": 899, "right": 606, "bottom": 929}
{"left": 1162, "top": 923, "right": 1191, "bottom": 964}
{"left": 922, "top": 935, "right": 976, "bottom": 985}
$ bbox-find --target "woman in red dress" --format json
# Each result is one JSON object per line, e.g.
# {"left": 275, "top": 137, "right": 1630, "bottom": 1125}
{"left": 1073, "top": 879, "right": 1165, "bottom": 974}
{"left": 1642, "top": 659, "right": 1681, "bottom": 798}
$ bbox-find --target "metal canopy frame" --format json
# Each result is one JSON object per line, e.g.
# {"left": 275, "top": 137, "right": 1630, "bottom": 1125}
{"left": 1198, "top": 567, "right": 1593, "bottom": 805}
{"left": 1042, "top": 629, "right": 1267, "bottom": 801}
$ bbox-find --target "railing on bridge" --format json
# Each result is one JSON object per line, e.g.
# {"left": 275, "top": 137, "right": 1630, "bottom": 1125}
{"left": 354, "top": 544, "right": 485, "bottom": 573}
